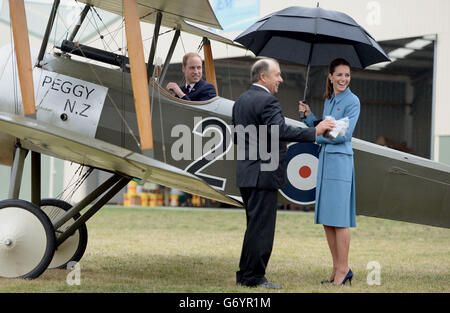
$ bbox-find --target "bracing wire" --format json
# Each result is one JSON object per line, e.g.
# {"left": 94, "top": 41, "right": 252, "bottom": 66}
{"left": 91, "top": 6, "right": 121, "bottom": 51}
{"left": 56, "top": 164, "right": 93, "bottom": 203}
{"left": 226, "top": 44, "right": 233, "bottom": 99}
{"left": 50, "top": 5, "right": 90, "bottom": 53}
{"left": 78, "top": 46, "right": 142, "bottom": 149}
{"left": 39, "top": 3, "right": 141, "bottom": 196}
{"left": 156, "top": 81, "right": 167, "bottom": 163}
{"left": 67, "top": 166, "right": 94, "bottom": 201}
{"left": 121, "top": 12, "right": 125, "bottom": 150}
{"left": 8, "top": 21, "right": 19, "bottom": 115}
{"left": 44, "top": 4, "right": 143, "bottom": 149}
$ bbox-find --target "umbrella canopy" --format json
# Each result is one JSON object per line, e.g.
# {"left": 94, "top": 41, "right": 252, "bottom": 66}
{"left": 235, "top": 5, "right": 390, "bottom": 69}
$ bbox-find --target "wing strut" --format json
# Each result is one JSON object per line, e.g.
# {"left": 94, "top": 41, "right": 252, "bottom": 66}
{"left": 37, "top": 0, "right": 60, "bottom": 66}
{"left": 147, "top": 10, "right": 162, "bottom": 80}
{"left": 123, "top": 0, "right": 154, "bottom": 150}
{"left": 159, "top": 28, "right": 180, "bottom": 84}
{"left": 68, "top": 4, "right": 91, "bottom": 42}
{"left": 203, "top": 37, "right": 218, "bottom": 96}
{"left": 8, "top": 0, "right": 36, "bottom": 117}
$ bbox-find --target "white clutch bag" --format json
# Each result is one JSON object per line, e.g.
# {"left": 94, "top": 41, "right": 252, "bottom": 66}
{"left": 324, "top": 116, "right": 349, "bottom": 139}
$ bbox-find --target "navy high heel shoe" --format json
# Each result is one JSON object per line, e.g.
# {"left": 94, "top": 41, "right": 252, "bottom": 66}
{"left": 320, "top": 279, "right": 334, "bottom": 284}
{"left": 338, "top": 269, "right": 353, "bottom": 286}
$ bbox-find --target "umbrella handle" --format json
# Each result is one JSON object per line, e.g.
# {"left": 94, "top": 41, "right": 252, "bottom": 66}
{"left": 300, "top": 83, "right": 307, "bottom": 121}
{"left": 299, "top": 111, "right": 305, "bottom": 120}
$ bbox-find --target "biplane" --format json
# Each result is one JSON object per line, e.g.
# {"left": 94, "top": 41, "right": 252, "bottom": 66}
{"left": 0, "top": 0, "right": 448, "bottom": 280}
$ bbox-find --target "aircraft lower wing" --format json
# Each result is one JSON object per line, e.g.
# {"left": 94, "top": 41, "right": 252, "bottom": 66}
{"left": 287, "top": 118, "right": 450, "bottom": 228}
{"left": 0, "top": 112, "right": 241, "bottom": 207}
{"left": 352, "top": 138, "right": 450, "bottom": 228}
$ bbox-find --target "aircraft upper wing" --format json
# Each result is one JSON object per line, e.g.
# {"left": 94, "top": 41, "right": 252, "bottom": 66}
{"left": 179, "top": 20, "right": 243, "bottom": 48}
{"left": 0, "top": 112, "right": 242, "bottom": 207}
{"left": 75, "top": 0, "right": 244, "bottom": 47}
{"left": 77, "top": 0, "right": 227, "bottom": 31}
{"left": 76, "top": 0, "right": 244, "bottom": 47}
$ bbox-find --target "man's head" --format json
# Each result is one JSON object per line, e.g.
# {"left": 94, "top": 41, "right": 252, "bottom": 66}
{"left": 251, "top": 58, "right": 283, "bottom": 94}
{"left": 182, "top": 52, "right": 203, "bottom": 85}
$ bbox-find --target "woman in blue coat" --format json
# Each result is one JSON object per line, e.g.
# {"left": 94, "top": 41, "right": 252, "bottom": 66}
{"left": 300, "top": 58, "right": 360, "bottom": 286}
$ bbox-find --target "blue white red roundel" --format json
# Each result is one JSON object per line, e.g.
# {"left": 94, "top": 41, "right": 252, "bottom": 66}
{"left": 279, "top": 142, "right": 320, "bottom": 205}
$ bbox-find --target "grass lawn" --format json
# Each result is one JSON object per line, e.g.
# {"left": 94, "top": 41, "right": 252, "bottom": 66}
{"left": 1, "top": 206, "right": 449, "bottom": 293}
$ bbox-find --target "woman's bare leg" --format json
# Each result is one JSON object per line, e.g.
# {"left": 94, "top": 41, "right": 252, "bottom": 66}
{"left": 333, "top": 227, "right": 351, "bottom": 285}
{"left": 323, "top": 225, "right": 338, "bottom": 281}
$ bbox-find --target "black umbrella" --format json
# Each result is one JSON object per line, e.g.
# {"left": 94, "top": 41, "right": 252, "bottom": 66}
{"left": 235, "top": 4, "right": 390, "bottom": 106}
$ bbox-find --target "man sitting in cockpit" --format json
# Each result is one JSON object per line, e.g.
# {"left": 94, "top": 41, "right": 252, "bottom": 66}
{"left": 165, "top": 52, "right": 217, "bottom": 101}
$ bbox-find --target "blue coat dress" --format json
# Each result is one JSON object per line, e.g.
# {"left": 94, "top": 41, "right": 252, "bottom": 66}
{"left": 304, "top": 87, "right": 360, "bottom": 228}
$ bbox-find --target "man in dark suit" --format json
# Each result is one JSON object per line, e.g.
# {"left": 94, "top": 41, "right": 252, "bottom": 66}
{"left": 165, "top": 52, "right": 217, "bottom": 101}
{"left": 232, "top": 58, "right": 334, "bottom": 289}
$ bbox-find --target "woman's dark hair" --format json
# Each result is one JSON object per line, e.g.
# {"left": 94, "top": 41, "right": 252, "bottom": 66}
{"left": 323, "top": 58, "right": 351, "bottom": 99}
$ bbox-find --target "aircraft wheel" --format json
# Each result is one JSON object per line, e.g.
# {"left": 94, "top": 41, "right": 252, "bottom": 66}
{"left": 0, "top": 199, "right": 56, "bottom": 279}
{"left": 40, "top": 198, "right": 88, "bottom": 269}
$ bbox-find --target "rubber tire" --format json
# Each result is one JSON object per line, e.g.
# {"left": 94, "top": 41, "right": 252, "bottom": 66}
{"left": 0, "top": 199, "right": 56, "bottom": 279}
{"left": 40, "top": 198, "right": 88, "bottom": 269}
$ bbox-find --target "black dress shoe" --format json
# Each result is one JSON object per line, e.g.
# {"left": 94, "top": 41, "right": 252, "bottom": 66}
{"left": 256, "top": 280, "right": 282, "bottom": 289}
{"left": 236, "top": 278, "right": 282, "bottom": 289}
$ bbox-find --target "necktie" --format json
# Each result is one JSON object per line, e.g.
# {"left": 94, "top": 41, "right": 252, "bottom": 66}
{"left": 185, "top": 85, "right": 191, "bottom": 94}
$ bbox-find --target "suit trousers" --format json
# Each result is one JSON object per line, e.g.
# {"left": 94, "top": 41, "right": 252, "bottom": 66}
{"left": 236, "top": 187, "right": 278, "bottom": 286}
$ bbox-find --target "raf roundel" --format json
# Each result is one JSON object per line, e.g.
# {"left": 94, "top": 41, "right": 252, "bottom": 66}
{"left": 279, "top": 142, "right": 320, "bottom": 205}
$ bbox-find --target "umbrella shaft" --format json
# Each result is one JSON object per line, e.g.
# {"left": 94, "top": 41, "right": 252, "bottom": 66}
{"left": 303, "top": 63, "right": 311, "bottom": 102}
{"left": 303, "top": 43, "right": 314, "bottom": 102}
{"left": 300, "top": 46, "right": 314, "bottom": 120}
{"left": 300, "top": 65, "right": 308, "bottom": 120}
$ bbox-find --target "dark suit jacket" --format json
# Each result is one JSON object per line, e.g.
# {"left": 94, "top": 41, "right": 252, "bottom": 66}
{"left": 232, "top": 85, "right": 316, "bottom": 189}
{"left": 179, "top": 79, "right": 217, "bottom": 101}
